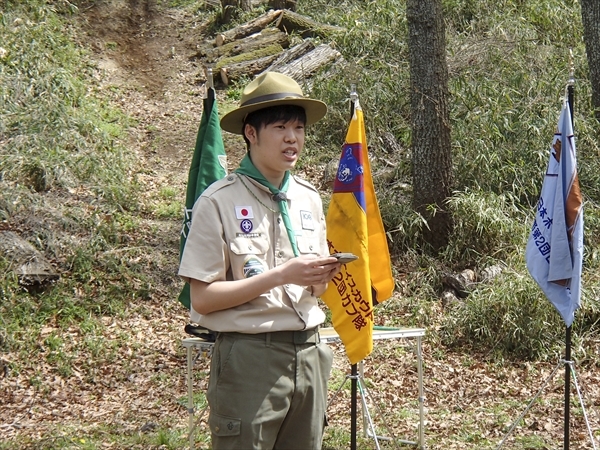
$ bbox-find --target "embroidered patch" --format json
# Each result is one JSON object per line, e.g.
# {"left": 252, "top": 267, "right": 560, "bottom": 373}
{"left": 243, "top": 257, "right": 265, "bottom": 278}
{"left": 240, "top": 219, "right": 253, "bottom": 233}
{"left": 300, "top": 210, "right": 315, "bottom": 230}
{"left": 235, "top": 232, "right": 263, "bottom": 238}
{"left": 235, "top": 206, "right": 254, "bottom": 219}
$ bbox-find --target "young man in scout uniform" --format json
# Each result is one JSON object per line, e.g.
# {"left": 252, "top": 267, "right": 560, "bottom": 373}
{"left": 179, "top": 72, "right": 341, "bottom": 449}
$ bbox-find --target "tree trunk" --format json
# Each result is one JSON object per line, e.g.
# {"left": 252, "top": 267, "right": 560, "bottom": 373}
{"left": 406, "top": 0, "right": 453, "bottom": 252}
{"left": 221, "top": 0, "right": 252, "bottom": 24}
{"left": 268, "top": 0, "right": 296, "bottom": 10}
{"left": 581, "top": 0, "right": 600, "bottom": 121}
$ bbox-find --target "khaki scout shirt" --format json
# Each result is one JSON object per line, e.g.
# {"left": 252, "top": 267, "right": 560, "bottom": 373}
{"left": 178, "top": 173, "right": 329, "bottom": 333}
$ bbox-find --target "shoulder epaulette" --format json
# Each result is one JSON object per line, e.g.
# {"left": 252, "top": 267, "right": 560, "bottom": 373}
{"left": 293, "top": 175, "right": 319, "bottom": 193}
{"left": 201, "top": 173, "right": 237, "bottom": 198}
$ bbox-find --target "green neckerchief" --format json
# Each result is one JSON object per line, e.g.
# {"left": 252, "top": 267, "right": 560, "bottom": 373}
{"left": 235, "top": 153, "right": 299, "bottom": 257}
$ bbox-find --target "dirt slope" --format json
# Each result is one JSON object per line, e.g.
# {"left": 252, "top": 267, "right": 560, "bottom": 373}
{"left": 79, "top": 0, "right": 226, "bottom": 175}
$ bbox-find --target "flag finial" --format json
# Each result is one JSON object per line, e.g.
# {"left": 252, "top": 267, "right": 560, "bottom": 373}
{"left": 568, "top": 49, "right": 575, "bottom": 86}
{"left": 207, "top": 67, "right": 214, "bottom": 90}
{"left": 349, "top": 84, "right": 359, "bottom": 114}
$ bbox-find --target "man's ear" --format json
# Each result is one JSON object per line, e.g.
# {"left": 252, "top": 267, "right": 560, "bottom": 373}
{"left": 244, "top": 123, "right": 258, "bottom": 143}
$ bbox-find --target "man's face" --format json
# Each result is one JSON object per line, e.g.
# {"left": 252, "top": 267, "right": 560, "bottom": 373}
{"left": 245, "top": 118, "right": 305, "bottom": 184}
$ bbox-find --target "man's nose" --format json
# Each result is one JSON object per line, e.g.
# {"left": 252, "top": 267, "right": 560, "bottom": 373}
{"left": 284, "top": 128, "right": 297, "bottom": 142}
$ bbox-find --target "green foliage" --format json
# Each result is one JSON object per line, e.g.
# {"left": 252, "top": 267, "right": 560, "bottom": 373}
{"left": 443, "top": 189, "right": 528, "bottom": 262}
{"left": 378, "top": 191, "right": 426, "bottom": 255}
{"left": 301, "top": 0, "right": 410, "bottom": 155}
{"left": 0, "top": 1, "right": 138, "bottom": 208}
{"left": 441, "top": 262, "right": 566, "bottom": 360}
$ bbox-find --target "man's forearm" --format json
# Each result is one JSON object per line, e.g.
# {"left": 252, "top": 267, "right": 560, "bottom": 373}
{"left": 190, "top": 268, "right": 285, "bottom": 315}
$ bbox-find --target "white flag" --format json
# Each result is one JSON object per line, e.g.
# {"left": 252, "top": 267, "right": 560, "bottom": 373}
{"left": 525, "top": 99, "right": 583, "bottom": 327}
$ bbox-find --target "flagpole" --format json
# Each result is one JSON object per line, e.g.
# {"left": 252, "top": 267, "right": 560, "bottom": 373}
{"left": 564, "top": 324, "right": 571, "bottom": 450}
{"left": 348, "top": 83, "right": 358, "bottom": 450}
{"left": 563, "top": 51, "right": 575, "bottom": 450}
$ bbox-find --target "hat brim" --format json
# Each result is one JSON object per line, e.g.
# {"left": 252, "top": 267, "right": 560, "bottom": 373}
{"left": 220, "top": 97, "right": 327, "bottom": 135}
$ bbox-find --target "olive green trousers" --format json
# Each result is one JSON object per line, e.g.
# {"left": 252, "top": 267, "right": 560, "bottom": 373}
{"left": 206, "top": 330, "right": 334, "bottom": 450}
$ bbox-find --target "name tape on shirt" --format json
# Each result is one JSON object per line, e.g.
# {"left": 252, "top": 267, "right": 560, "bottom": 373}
{"left": 300, "top": 210, "right": 315, "bottom": 230}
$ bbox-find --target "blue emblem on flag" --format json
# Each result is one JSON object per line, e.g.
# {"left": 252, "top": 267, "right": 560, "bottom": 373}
{"left": 334, "top": 143, "right": 366, "bottom": 210}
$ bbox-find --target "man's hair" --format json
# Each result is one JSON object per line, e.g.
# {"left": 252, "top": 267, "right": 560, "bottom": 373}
{"left": 242, "top": 104, "right": 307, "bottom": 149}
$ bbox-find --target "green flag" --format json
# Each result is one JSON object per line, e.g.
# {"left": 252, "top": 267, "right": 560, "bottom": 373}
{"left": 178, "top": 92, "right": 227, "bottom": 309}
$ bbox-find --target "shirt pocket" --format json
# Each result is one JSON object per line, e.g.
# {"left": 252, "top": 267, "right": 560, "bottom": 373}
{"left": 296, "top": 236, "right": 321, "bottom": 256}
{"left": 229, "top": 236, "right": 270, "bottom": 279}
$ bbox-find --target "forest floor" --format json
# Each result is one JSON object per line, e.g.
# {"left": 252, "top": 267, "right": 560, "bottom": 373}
{"left": 2, "top": 0, "right": 600, "bottom": 448}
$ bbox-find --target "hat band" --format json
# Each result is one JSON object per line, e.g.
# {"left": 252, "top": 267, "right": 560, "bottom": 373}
{"left": 241, "top": 92, "right": 304, "bottom": 107}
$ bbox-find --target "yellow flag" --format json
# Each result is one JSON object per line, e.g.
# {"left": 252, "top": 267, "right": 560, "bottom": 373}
{"left": 321, "top": 98, "right": 394, "bottom": 364}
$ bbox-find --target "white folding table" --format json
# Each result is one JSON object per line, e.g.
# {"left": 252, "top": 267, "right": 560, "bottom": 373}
{"left": 321, "top": 326, "right": 426, "bottom": 449}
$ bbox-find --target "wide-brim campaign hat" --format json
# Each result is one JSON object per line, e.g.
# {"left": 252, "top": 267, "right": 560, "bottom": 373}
{"left": 220, "top": 72, "right": 328, "bottom": 135}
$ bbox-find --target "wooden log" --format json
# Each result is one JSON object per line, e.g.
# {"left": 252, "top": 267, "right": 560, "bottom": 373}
{"left": 220, "top": 53, "right": 281, "bottom": 85}
{"left": 275, "top": 9, "right": 345, "bottom": 38}
{"left": 265, "top": 38, "right": 316, "bottom": 72}
{"left": 203, "top": 27, "right": 289, "bottom": 62}
{"left": 216, "top": 9, "right": 282, "bottom": 46}
{"left": 272, "top": 44, "right": 342, "bottom": 81}
{"left": 215, "top": 43, "right": 285, "bottom": 71}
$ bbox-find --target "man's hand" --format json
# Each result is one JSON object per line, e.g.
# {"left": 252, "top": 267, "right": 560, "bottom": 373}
{"left": 278, "top": 255, "right": 341, "bottom": 288}
{"left": 190, "top": 255, "right": 341, "bottom": 315}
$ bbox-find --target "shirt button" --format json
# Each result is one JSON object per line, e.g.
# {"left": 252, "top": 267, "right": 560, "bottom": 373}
{"left": 309, "top": 245, "right": 313, "bottom": 251}
{"left": 299, "top": 311, "right": 304, "bottom": 317}
{"left": 278, "top": 251, "right": 283, "bottom": 258}
{"left": 277, "top": 218, "right": 281, "bottom": 224}
{"left": 248, "top": 245, "right": 253, "bottom": 251}
{"left": 215, "top": 426, "right": 220, "bottom": 432}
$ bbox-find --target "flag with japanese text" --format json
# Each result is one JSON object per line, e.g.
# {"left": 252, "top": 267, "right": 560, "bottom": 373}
{"left": 525, "top": 99, "right": 583, "bottom": 327}
{"left": 178, "top": 92, "right": 227, "bottom": 310}
{"left": 321, "top": 97, "right": 394, "bottom": 364}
